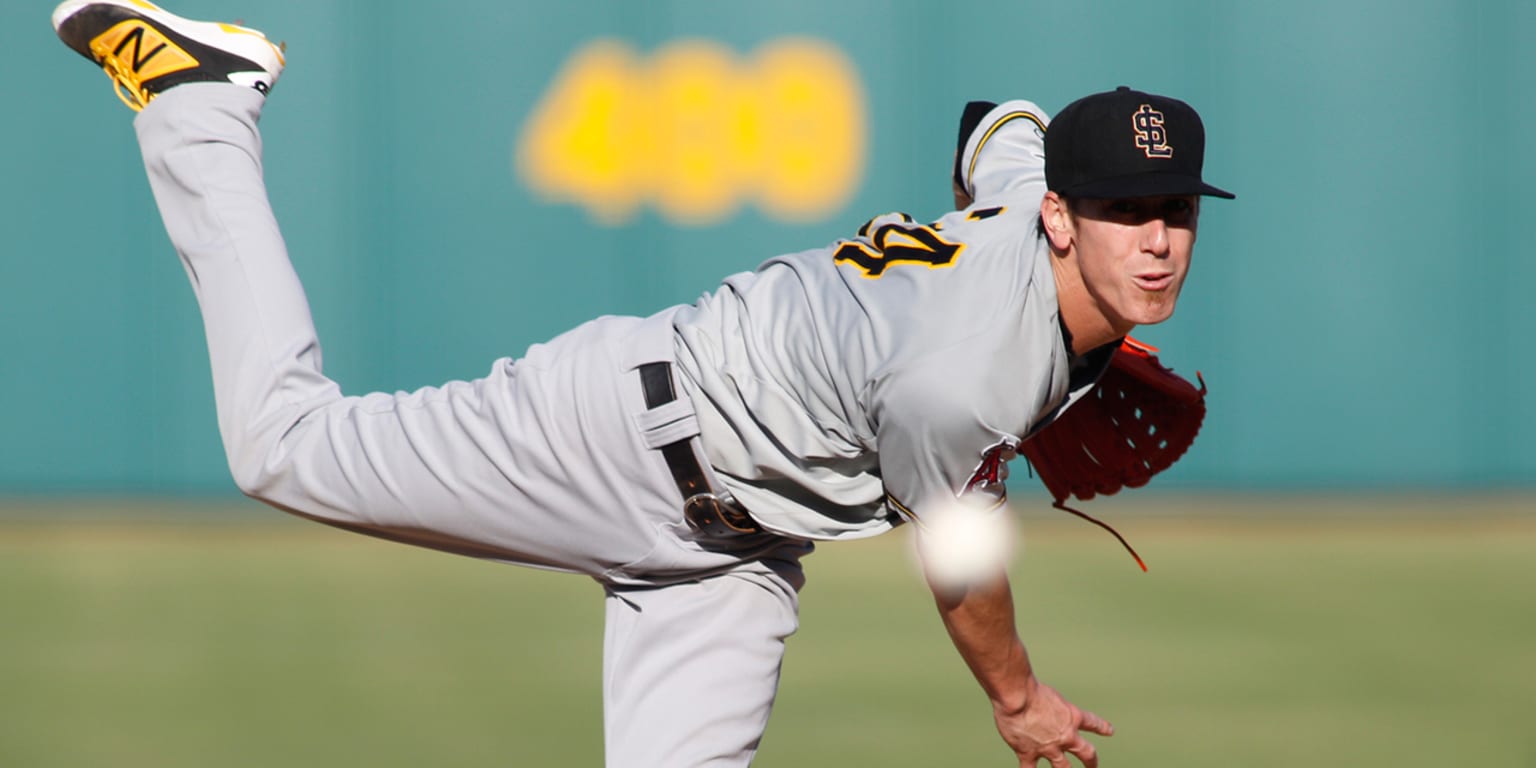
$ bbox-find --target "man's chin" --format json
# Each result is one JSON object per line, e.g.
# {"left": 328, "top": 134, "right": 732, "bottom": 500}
{"left": 1122, "top": 295, "right": 1180, "bottom": 327}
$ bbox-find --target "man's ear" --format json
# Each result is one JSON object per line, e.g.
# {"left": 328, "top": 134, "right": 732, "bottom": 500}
{"left": 1040, "top": 191, "right": 1074, "bottom": 252}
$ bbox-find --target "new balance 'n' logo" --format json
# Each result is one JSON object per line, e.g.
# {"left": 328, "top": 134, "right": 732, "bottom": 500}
{"left": 91, "top": 20, "right": 199, "bottom": 82}
{"left": 114, "top": 25, "right": 165, "bottom": 72}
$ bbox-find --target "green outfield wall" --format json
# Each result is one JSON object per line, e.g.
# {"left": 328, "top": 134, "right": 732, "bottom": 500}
{"left": 5, "top": 0, "right": 1533, "bottom": 494}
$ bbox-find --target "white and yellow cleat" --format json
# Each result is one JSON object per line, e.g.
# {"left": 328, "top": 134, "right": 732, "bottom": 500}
{"left": 53, "top": 0, "right": 285, "bottom": 111}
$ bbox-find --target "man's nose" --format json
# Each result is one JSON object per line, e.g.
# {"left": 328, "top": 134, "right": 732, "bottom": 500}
{"left": 1142, "top": 217, "right": 1170, "bottom": 257}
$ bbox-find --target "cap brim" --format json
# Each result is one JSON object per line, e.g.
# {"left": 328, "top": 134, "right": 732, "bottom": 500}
{"left": 1059, "top": 172, "right": 1236, "bottom": 200}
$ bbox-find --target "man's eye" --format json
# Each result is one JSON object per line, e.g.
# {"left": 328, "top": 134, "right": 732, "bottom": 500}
{"left": 1110, "top": 200, "right": 1139, "bottom": 214}
{"left": 1163, "top": 199, "right": 1193, "bottom": 214}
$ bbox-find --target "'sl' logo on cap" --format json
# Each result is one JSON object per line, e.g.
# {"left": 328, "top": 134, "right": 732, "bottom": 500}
{"left": 1132, "top": 104, "right": 1173, "bottom": 159}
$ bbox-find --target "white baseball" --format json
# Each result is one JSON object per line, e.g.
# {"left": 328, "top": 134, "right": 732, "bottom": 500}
{"left": 913, "top": 503, "right": 1017, "bottom": 590}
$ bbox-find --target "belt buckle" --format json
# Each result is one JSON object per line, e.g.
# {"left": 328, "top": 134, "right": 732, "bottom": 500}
{"left": 683, "top": 493, "right": 758, "bottom": 536}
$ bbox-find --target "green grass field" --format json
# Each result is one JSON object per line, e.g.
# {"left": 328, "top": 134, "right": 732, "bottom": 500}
{"left": 2, "top": 497, "right": 1533, "bottom": 767}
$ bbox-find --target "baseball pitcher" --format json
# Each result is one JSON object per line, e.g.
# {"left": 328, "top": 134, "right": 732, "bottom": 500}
{"left": 52, "top": 2, "right": 1233, "bottom": 766}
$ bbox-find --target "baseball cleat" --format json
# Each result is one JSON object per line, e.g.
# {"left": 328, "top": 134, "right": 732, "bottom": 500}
{"left": 53, "top": 0, "right": 285, "bottom": 112}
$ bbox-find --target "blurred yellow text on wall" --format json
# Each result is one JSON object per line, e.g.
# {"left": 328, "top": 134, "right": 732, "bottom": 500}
{"left": 517, "top": 38, "right": 867, "bottom": 226}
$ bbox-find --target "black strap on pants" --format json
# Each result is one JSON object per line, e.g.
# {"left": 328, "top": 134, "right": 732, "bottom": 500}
{"left": 638, "top": 362, "right": 763, "bottom": 537}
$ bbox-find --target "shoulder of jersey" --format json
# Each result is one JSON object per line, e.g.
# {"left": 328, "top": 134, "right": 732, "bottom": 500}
{"left": 934, "top": 199, "right": 1029, "bottom": 236}
{"left": 957, "top": 99, "right": 1051, "bottom": 203}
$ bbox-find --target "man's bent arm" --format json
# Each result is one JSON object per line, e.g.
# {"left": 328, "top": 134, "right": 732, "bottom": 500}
{"left": 930, "top": 570, "right": 1113, "bottom": 766}
{"left": 931, "top": 571, "right": 1033, "bottom": 710}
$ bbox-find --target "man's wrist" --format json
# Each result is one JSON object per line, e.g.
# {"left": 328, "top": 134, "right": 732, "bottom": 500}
{"left": 991, "top": 673, "right": 1039, "bottom": 716}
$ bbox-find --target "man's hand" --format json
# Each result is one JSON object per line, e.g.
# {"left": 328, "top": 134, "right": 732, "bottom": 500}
{"left": 992, "top": 676, "right": 1113, "bottom": 767}
{"left": 927, "top": 569, "right": 1113, "bottom": 767}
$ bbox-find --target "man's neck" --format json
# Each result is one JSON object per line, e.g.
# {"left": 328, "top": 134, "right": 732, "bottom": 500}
{"left": 1048, "top": 249, "right": 1131, "bottom": 356}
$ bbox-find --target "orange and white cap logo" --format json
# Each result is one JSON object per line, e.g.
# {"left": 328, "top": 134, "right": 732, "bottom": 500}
{"left": 1132, "top": 104, "right": 1173, "bottom": 158}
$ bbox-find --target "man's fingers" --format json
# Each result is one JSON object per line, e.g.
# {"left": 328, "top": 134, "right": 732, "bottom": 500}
{"left": 1078, "top": 709, "right": 1115, "bottom": 737}
{"left": 1066, "top": 735, "right": 1099, "bottom": 768}
{"left": 1043, "top": 751, "right": 1071, "bottom": 768}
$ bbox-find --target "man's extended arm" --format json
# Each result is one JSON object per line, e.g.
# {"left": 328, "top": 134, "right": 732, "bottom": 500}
{"left": 929, "top": 571, "right": 1114, "bottom": 767}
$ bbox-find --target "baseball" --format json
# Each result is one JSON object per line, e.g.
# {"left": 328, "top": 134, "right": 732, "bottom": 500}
{"left": 913, "top": 503, "right": 1018, "bottom": 589}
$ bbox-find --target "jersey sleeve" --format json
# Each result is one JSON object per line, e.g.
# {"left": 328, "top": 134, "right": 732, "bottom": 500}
{"left": 955, "top": 99, "right": 1052, "bottom": 206}
{"left": 868, "top": 338, "right": 1041, "bottom": 526}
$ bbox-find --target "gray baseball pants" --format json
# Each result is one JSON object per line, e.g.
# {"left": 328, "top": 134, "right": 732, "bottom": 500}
{"left": 134, "top": 83, "right": 812, "bottom": 767}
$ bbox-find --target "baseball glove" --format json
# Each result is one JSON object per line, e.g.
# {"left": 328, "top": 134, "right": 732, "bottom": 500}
{"left": 1020, "top": 337, "right": 1207, "bottom": 570}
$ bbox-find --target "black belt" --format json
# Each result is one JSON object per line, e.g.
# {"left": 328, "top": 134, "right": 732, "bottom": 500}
{"left": 639, "top": 362, "right": 763, "bottom": 537}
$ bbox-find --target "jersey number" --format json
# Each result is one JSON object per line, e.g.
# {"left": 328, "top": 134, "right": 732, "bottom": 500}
{"left": 833, "top": 215, "right": 965, "bottom": 278}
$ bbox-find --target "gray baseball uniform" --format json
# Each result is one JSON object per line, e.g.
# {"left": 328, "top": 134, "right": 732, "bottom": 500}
{"left": 677, "top": 100, "right": 1114, "bottom": 540}
{"left": 132, "top": 82, "right": 1105, "bottom": 767}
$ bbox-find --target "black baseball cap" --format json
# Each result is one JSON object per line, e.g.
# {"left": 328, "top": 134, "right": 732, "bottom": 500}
{"left": 1045, "top": 86, "right": 1234, "bottom": 200}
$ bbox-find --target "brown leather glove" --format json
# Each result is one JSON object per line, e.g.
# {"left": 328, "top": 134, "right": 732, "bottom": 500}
{"left": 1021, "top": 337, "right": 1207, "bottom": 569}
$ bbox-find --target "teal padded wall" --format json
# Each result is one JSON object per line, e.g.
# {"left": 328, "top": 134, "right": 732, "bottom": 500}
{"left": 5, "top": 0, "right": 1534, "bottom": 493}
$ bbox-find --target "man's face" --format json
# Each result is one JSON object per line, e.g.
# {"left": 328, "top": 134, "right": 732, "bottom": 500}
{"left": 1070, "top": 195, "right": 1200, "bottom": 329}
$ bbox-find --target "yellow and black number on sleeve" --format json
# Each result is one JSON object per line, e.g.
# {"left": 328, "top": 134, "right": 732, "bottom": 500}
{"left": 834, "top": 215, "right": 965, "bottom": 278}
{"left": 833, "top": 208, "right": 1005, "bottom": 278}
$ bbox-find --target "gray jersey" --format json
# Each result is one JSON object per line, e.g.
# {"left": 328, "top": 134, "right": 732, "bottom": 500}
{"left": 673, "top": 101, "right": 1115, "bottom": 540}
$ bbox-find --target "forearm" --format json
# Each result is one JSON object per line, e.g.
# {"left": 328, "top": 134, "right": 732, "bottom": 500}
{"left": 930, "top": 570, "right": 1035, "bottom": 713}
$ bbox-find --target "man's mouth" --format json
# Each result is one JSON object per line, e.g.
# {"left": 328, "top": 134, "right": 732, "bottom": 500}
{"left": 1133, "top": 273, "right": 1174, "bottom": 291}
